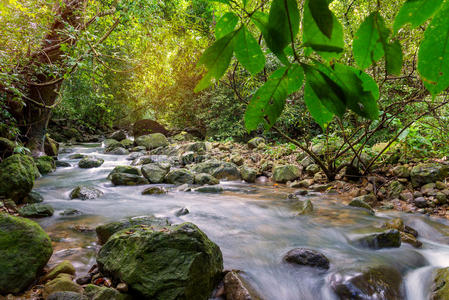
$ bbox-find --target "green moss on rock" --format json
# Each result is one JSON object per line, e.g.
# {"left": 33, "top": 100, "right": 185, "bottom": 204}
{"left": 0, "top": 154, "right": 36, "bottom": 202}
{"left": 35, "top": 156, "right": 56, "bottom": 174}
{"left": 432, "top": 267, "right": 449, "bottom": 300}
{"left": 0, "top": 213, "right": 53, "bottom": 294}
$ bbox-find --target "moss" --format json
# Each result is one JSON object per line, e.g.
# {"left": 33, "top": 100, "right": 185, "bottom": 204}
{"left": 0, "top": 154, "right": 36, "bottom": 202}
{"left": 43, "top": 260, "right": 76, "bottom": 281}
{"left": 433, "top": 267, "right": 449, "bottom": 300}
{"left": 35, "top": 156, "right": 56, "bottom": 174}
{"left": 43, "top": 273, "right": 83, "bottom": 298}
{"left": 107, "top": 166, "right": 141, "bottom": 180}
{"left": 135, "top": 133, "right": 169, "bottom": 150}
{"left": 273, "top": 165, "right": 301, "bottom": 183}
{"left": 18, "top": 203, "right": 54, "bottom": 218}
{"left": 0, "top": 213, "right": 53, "bottom": 294}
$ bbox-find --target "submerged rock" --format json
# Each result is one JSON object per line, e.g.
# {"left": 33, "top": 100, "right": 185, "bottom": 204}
{"left": 70, "top": 186, "right": 103, "bottom": 200}
{"left": 97, "top": 222, "right": 223, "bottom": 299}
{"left": 18, "top": 203, "right": 54, "bottom": 218}
{"left": 294, "top": 199, "right": 314, "bottom": 215}
{"left": 175, "top": 207, "right": 190, "bottom": 217}
{"left": 330, "top": 266, "right": 403, "bottom": 299}
{"left": 0, "top": 154, "right": 37, "bottom": 202}
{"left": 135, "top": 133, "right": 169, "bottom": 150}
{"left": 0, "top": 214, "right": 53, "bottom": 294}
{"left": 283, "top": 248, "right": 329, "bottom": 269}
{"left": 78, "top": 156, "right": 104, "bottom": 168}
{"left": 353, "top": 229, "right": 401, "bottom": 249}
{"left": 349, "top": 197, "right": 374, "bottom": 215}
{"left": 56, "top": 160, "right": 71, "bottom": 167}
{"left": 194, "top": 185, "right": 224, "bottom": 194}
{"left": 272, "top": 165, "right": 301, "bottom": 183}
{"left": 95, "top": 216, "right": 170, "bottom": 244}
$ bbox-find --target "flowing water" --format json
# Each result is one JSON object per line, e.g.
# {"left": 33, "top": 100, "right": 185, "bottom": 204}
{"left": 34, "top": 143, "right": 449, "bottom": 300}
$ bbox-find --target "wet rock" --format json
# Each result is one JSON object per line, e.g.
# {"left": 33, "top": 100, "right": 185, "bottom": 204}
{"left": 69, "top": 153, "right": 85, "bottom": 159}
{"left": 44, "top": 135, "right": 60, "bottom": 157}
{"left": 165, "top": 169, "right": 194, "bottom": 185}
{"left": 241, "top": 166, "right": 257, "bottom": 183}
{"left": 70, "top": 186, "right": 103, "bottom": 200}
{"left": 349, "top": 197, "right": 374, "bottom": 215}
{"left": 60, "top": 209, "right": 81, "bottom": 216}
{"left": 231, "top": 154, "right": 244, "bottom": 166}
{"left": 290, "top": 179, "right": 314, "bottom": 188}
{"left": 97, "top": 222, "right": 223, "bottom": 299}
{"left": 400, "top": 232, "right": 422, "bottom": 248}
{"left": 194, "top": 185, "right": 224, "bottom": 194}
{"left": 353, "top": 229, "right": 401, "bottom": 249}
{"left": 432, "top": 267, "right": 449, "bottom": 300}
{"left": 142, "top": 186, "right": 167, "bottom": 195}
{"left": 194, "top": 173, "right": 219, "bottom": 185}
{"left": 135, "top": 133, "right": 169, "bottom": 150}
{"left": 23, "top": 191, "right": 44, "bottom": 204}
{"left": 75, "top": 274, "right": 92, "bottom": 285}
{"left": 223, "top": 271, "right": 256, "bottom": 300}
{"left": 141, "top": 163, "right": 170, "bottom": 183}
{"left": 44, "top": 260, "right": 76, "bottom": 281}
{"left": 0, "top": 137, "right": 16, "bottom": 158}
{"left": 109, "top": 130, "right": 127, "bottom": 141}
{"left": 0, "top": 214, "right": 53, "bottom": 294}
{"left": 175, "top": 207, "right": 189, "bottom": 217}
{"left": 310, "top": 183, "right": 332, "bottom": 192}
{"left": 56, "top": 161, "right": 71, "bottom": 167}
{"left": 106, "top": 147, "right": 129, "bottom": 155}
{"left": 78, "top": 156, "right": 104, "bottom": 168}
{"left": 43, "top": 273, "right": 83, "bottom": 298}
{"left": 107, "top": 165, "right": 141, "bottom": 180}
{"left": 248, "top": 137, "right": 265, "bottom": 149}
{"left": 47, "top": 291, "right": 87, "bottom": 300}
{"left": 104, "top": 138, "right": 120, "bottom": 148}
{"left": 273, "top": 165, "right": 301, "bottom": 183}
{"left": 410, "top": 163, "right": 449, "bottom": 187}
{"left": 295, "top": 199, "right": 313, "bottom": 215}
{"left": 110, "top": 173, "right": 148, "bottom": 186}
{"left": 180, "top": 151, "right": 196, "bottom": 165}
{"left": 130, "top": 145, "right": 146, "bottom": 152}
{"left": 414, "top": 197, "right": 428, "bottom": 208}
{"left": 127, "top": 151, "right": 144, "bottom": 161}
{"left": 283, "top": 248, "right": 329, "bottom": 269}
{"left": 19, "top": 203, "right": 54, "bottom": 218}
{"left": 330, "top": 266, "right": 403, "bottom": 300}
{"left": 95, "top": 216, "right": 170, "bottom": 244}
{"left": 84, "top": 284, "right": 128, "bottom": 300}
{"left": 191, "top": 159, "right": 240, "bottom": 180}
{"left": 0, "top": 154, "right": 37, "bottom": 202}
{"left": 122, "top": 138, "right": 134, "bottom": 149}
{"left": 35, "top": 156, "right": 56, "bottom": 174}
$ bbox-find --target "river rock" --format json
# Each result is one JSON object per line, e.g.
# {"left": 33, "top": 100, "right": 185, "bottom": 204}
{"left": 391, "top": 165, "right": 410, "bottom": 178}
{"left": 273, "top": 165, "right": 301, "bottom": 183}
{"left": 106, "top": 147, "right": 129, "bottom": 155}
{"left": 84, "top": 284, "right": 128, "bottom": 300}
{"left": 330, "top": 266, "right": 403, "bottom": 299}
{"left": 248, "top": 137, "right": 265, "bottom": 149}
{"left": 175, "top": 207, "right": 189, "bottom": 217}
{"left": 349, "top": 197, "right": 374, "bottom": 215}
{"left": 43, "top": 273, "right": 83, "bottom": 298}
{"left": 241, "top": 166, "right": 257, "bottom": 183}
{"left": 388, "top": 181, "right": 405, "bottom": 198}
{"left": 109, "top": 130, "right": 127, "bottom": 141}
{"left": 353, "top": 229, "right": 401, "bottom": 249}
{"left": 35, "top": 156, "right": 56, "bottom": 174}
{"left": 121, "top": 139, "right": 134, "bottom": 149}
{"left": 0, "top": 214, "right": 53, "bottom": 294}
{"left": 47, "top": 291, "right": 87, "bottom": 300}
{"left": 414, "top": 197, "right": 428, "bottom": 208}
{"left": 108, "top": 165, "right": 141, "bottom": 180}
{"left": 194, "top": 173, "right": 219, "bottom": 185}
{"left": 411, "top": 163, "right": 449, "bottom": 187}
{"left": 19, "top": 203, "right": 54, "bottom": 218}
{"left": 127, "top": 151, "right": 144, "bottom": 161}
{"left": 23, "top": 191, "right": 44, "bottom": 204}
{"left": 141, "top": 163, "right": 170, "bottom": 183}
{"left": 110, "top": 173, "right": 148, "bottom": 186}
{"left": 97, "top": 222, "right": 223, "bottom": 299}
{"left": 78, "top": 156, "right": 104, "bottom": 168}
{"left": 60, "top": 209, "right": 81, "bottom": 216}
{"left": 224, "top": 271, "right": 257, "bottom": 300}
{"left": 185, "top": 142, "right": 207, "bottom": 154}
{"left": 165, "top": 169, "right": 194, "bottom": 185}
{"left": 191, "top": 160, "right": 241, "bottom": 180}
{"left": 432, "top": 267, "right": 449, "bottom": 299}
{"left": 180, "top": 151, "right": 196, "bottom": 165}
{"left": 44, "top": 260, "right": 76, "bottom": 281}
{"left": 0, "top": 154, "right": 37, "bottom": 202}
{"left": 194, "top": 185, "right": 224, "bottom": 193}
{"left": 295, "top": 199, "right": 313, "bottom": 215}
{"left": 283, "top": 248, "right": 330, "bottom": 269}
{"left": 130, "top": 145, "right": 146, "bottom": 152}
{"left": 44, "top": 135, "right": 59, "bottom": 157}
{"left": 56, "top": 160, "right": 71, "bottom": 167}
{"left": 70, "top": 186, "right": 103, "bottom": 200}
{"left": 96, "top": 215, "right": 170, "bottom": 244}
{"left": 142, "top": 186, "right": 167, "bottom": 195}
{"left": 69, "top": 153, "right": 85, "bottom": 159}
{"left": 135, "top": 133, "right": 169, "bottom": 150}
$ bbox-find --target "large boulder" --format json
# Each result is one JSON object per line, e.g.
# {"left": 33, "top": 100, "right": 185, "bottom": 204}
{"left": 133, "top": 119, "right": 170, "bottom": 138}
{"left": 141, "top": 163, "right": 170, "bottom": 183}
{"left": 432, "top": 267, "right": 449, "bottom": 300}
{"left": 411, "top": 163, "right": 449, "bottom": 187}
{"left": 165, "top": 169, "right": 195, "bottom": 185}
{"left": 273, "top": 165, "right": 301, "bottom": 183}
{"left": 35, "top": 156, "right": 56, "bottom": 174}
{"left": 97, "top": 222, "right": 223, "bottom": 300}
{"left": 191, "top": 160, "right": 240, "bottom": 180}
{"left": 0, "top": 154, "right": 37, "bottom": 202}
{"left": 135, "top": 133, "right": 169, "bottom": 150}
{"left": 96, "top": 216, "right": 170, "bottom": 245}
{"left": 78, "top": 156, "right": 104, "bottom": 168}
{"left": 0, "top": 214, "right": 53, "bottom": 294}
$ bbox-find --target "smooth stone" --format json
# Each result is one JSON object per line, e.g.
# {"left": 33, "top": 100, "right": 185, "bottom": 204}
{"left": 107, "top": 166, "right": 141, "bottom": 180}
{"left": 354, "top": 229, "right": 401, "bottom": 249}
{"left": 349, "top": 197, "right": 375, "bottom": 215}
{"left": 43, "top": 273, "right": 83, "bottom": 299}
{"left": 175, "top": 207, "right": 190, "bottom": 217}
{"left": 47, "top": 291, "right": 87, "bottom": 300}
{"left": 56, "top": 161, "right": 71, "bottom": 167}
{"left": 78, "top": 156, "right": 104, "bottom": 168}
{"left": 283, "top": 248, "right": 330, "bottom": 269}
{"left": 43, "top": 260, "right": 76, "bottom": 281}
{"left": 141, "top": 163, "right": 170, "bottom": 183}
{"left": 194, "top": 185, "right": 224, "bottom": 194}
{"left": 69, "top": 186, "right": 103, "bottom": 200}
{"left": 142, "top": 187, "right": 167, "bottom": 195}
{"left": 272, "top": 165, "right": 301, "bottom": 183}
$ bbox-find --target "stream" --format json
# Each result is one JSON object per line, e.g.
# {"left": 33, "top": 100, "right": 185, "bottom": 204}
{"left": 33, "top": 143, "right": 449, "bottom": 300}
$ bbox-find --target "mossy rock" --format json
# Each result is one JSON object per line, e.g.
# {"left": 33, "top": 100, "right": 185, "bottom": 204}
{"left": 432, "top": 267, "right": 449, "bottom": 300}
{"left": 43, "top": 273, "right": 83, "bottom": 298}
{"left": 141, "top": 163, "right": 170, "bottom": 183}
{"left": 411, "top": 163, "right": 449, "bottom": 187}
{"left": 0, "top": 214, "right": 53, "bottom": 294}
{"left": 84, "top": 284, "right": 131, "bottom": 300}
{"left": 165, "top": 169, "right": 194, "bottom": 185}
{"left": 272, "top": 165, "right": 301, "bottom": 183}
{"left": 0, "top": 154, "right": 36, "bottom": 202}
{"left": 110, "top": 173, "right": 148, "bottom": 186}
{"left": 35, "top": 156, "right": 56, "bottom": 174}
{"left": 70, "top": 186, "right": 103, "bottom": 200}
{"left": 349, "top": 197, "right": 375, "bottom": 215}
{"left": 44, "top": 134, "right": 59, "bottom": 157}
{"left": 78, "top": 156, "right": 104, "bottom": 168}
{"left": 97, "top": 222, "right": 223, "bottom": 300}
{"left": 43, "top": 260, "right": 76, "bottom": 281}
{"left": 23, "top": 191, "right": 44, "bottom": 204}
{"left": 135, "top": 133, "right": 169, "bottom": 150}
{"left": 295, "top": 199, "right": 313, "bottom": 215}
{"left": 107, "top": 166, "right": 141, "bottom": 180}
{"left": 18, "top": 203, "right": 54, "bottom": 218}
{"left": 241, "top": 166, "right": 257, "bottom": 183}
{"left": 353, "top": 229, "right": 401, "bottom": 249}
{"left": 248, "top": 137, "right": 265, "bottom": 149}
{"left": 194, "top": 173, "right": 219, "bottom": 185}
{"left": 0, "top": 137, "right": 16, "bottom": 158}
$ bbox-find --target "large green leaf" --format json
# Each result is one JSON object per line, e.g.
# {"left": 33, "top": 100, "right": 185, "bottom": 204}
{"left": 385, "top": 40, "right": 403, "bottom": 75}
{"left": 234, "top": 26, "right": 265, "bottom": 75}
{"left": 304, "top": 82, "right": 334, "bottom": 129}
{"left": 418, "top": 2, "right": 449, "bottom": 96}
{"left": 307, "top": 0, "right": 333, "bottom": 39}
{"left": 353, "top": 13, "right": 385, "bottom": 70}
{"left": 287, "top": 64, "right": 304, "bottom": 94}
{"left": 251, "top": 11, "right": 269, "bottom": 38}
{"left": 302, "top": 0, "right": 344, "bottom": 60}
{"left": 210, "top": 0, "right": 230, "bottom": 4}
{"left": 215, "top": 12, "right": 239, "bottom": 39}
{"left": 265, "top": 0, "right": 299, "bottom": 63}
{"left": 195, "top": 30, "right": 238, "bottom": 92}
{"left": 393, "top": 0, "right": 443, "bottom": 33}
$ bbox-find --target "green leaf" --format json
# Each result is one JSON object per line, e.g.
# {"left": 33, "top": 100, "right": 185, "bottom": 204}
{"left": 287, "top": 64, "right": 304, "bottom": 94}
{"left": 266, "top": 0, "right": 299, "bottom": 63}
{"left": 251, "top": 11, "right": 269, "bottom": 37}
{"left": 210, "top": 0, "right": 230, "bottom": 4}
{"left": 242, "top": 0, "right": 247, "bottom": 7}
{"left": 215, "top": 12, "right": 239, "bottom": 39}
{"left": 308, "top": 0, "right": 333, "bottom": 39}
{"left": 245, "top": 67, "right": 289, "bottom": 131}
{"left": 304, "top": 82, "right": 334, "bottom": 129}
{"left": 195, "top": 30, "right": 238, "bottom": 92}
{"left": 393, "top": 0, "right": 443, "bottom": 33}
{"left": 385, "top": 40, "right": 403, "bottom": 75}
{"left": 302, "top": 0, "right": 344, "bottom": 60}
{"left": 418, "top": 2, "right": 449, "bottom": 96}
{"left": 353, "top": 13, "right": 385, "bottom": 70}
{"left": 234, "top": 26, "right": 265, "bottom": 75}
